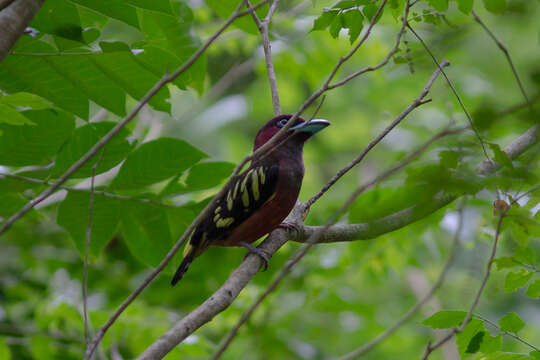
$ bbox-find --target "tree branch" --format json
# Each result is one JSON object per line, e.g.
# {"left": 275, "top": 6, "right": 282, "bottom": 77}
{"left": 407, "top": 23, "right": 492, "bottom": 164}
{"left": 471, "top": 10, "right": 531, "bottom": 110}
{"left": 247, "top": 0, "right": 281, "bottom": 115}
{"left": 0, "top": 0, "right": 43, "bottom": 63}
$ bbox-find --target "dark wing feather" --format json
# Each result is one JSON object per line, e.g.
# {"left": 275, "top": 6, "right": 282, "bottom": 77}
{"left": 193, "top": 163, "right": 279, "bottom": 250}
{"left": 171, "top": 164, "right": 279, "bottom": 286}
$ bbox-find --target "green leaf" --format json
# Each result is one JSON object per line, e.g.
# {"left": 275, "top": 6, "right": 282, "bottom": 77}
{"left": 421, "top": 310, "right": 466, "bottom": 329}
{"left": 0, "top": 104, "right": 36, "bottom": 125}
{"left": 1, "top": 36, "right": 177, "bottom": 118}
{"left": 31, "top": 0, "right": 83, "bottom": 44}
{"left": 52, "top": 122, "right": 135, "bottom": 179}
{"left": 504, "top": 269, "right": 533, "bottom": 293}
{"left": 531, "top": 351, "right": 540, "bottom": 359}
{"left": 478, "top": 334, "right": 502, "bottom": 355}
{"left": 439, "top": 150, "right": 460, "bottom": 169}
{"left": 0, "top": 194, "right": 30, "bottom": 218}
{"left": 329, "top": 12, "right": 344, "bottom": 38}
{"left": 0, "top": 338, "right": 11, "bottom": 360}
{"left": 161, "top": 161, "right": 235, "bottom": 196}
{"left": 456, "top": 319, "right": 485, "bottom": 357}
{"left": 513, "top": 247, "right": 536, "bottom": 265}
{"left": 466, "top": 331, "right": 485, "bottom": 354}
{"left": 428, "top": 0, "right": 449, "bottom": 11}
{"left": 0, "top": 109, "right": 75, "bottom": 166}
{"left": 342, "top": 9, "right": 364, "bottom": 43}
{"left": 57, "top": 192, "right": 122, "bottom": 258}
{"left": 110, "top": 138, "right": 207, "bottom": 190}
{"left": 457, "top": 0, "right": 474, "bottom": 13}
{"left": 31, "top": 335, "right": 56, "bottom": 360}
{"left": 489, "top": 143, "right": 513, "bottom": 169}
{"left": 526, "top": 280, "right": 540, "bottom": 299}
{"left": 311, "top": 9, "right": 340, "bottom": 31}
{"left": 0, "top": 92, "right": 50, "bottom": 109}
{"left": 494, "top": 257, "right": 517, "bottom": 270}
{"left": 499, "top": 312, "right": 525, "bottom": 333}
{"left": 120, "top": 202, "right": 172, "bottom": 268}
{"left": 483, "top": 0, "right": 506, "bottom": 14}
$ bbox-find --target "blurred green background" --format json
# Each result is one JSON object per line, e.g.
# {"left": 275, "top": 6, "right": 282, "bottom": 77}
{"left": 0, "top": 0, "right": 539, "bottom": 359}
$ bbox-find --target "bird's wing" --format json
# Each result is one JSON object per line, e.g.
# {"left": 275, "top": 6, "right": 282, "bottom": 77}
{"left": 192, "top": 163, "right": 280, "bottom": 250}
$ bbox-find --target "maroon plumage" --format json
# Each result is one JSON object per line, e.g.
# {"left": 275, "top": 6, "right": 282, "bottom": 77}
{"left": 171, "top": 114, "right": 330, "bottom": 285}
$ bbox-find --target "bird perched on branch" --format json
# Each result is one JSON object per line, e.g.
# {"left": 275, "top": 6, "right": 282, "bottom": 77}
{"left": 171, "top": 114, "right": 330, "bottom": 286}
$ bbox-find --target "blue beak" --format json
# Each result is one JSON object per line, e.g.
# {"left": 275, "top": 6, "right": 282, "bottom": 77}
{"left": 289, "top": 119, "right": 330, "bottom": 134}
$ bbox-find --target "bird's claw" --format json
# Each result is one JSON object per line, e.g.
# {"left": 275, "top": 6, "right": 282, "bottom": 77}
{"left": 240, "top": 242, "right": 270, "bottom": 271}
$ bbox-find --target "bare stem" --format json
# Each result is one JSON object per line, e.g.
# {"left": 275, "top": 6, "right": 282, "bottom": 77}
{"left": 406, "top": 23, "right": 493, "bottom": 164}
{"left": 471, "top": 10, "right": 531, "bottom": 110}
{"left": 83, "top": 150, "right": 105, "bottom": 347}
{"left": 247, "top": 0, "right": 281, "bottom": 114}
{"left": 474, "top": 314, "right": 540, "bottom": 352}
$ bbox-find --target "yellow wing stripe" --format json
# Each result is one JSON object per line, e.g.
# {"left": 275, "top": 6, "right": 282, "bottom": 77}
{"left": 216, "top": 217, "right": 234, "bottom": 228}
{"left": 251, "top": 169, "right": 260, "bottom": 201}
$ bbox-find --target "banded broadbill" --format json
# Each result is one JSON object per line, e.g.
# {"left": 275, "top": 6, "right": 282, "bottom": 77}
{"left": 171, "top": 114, "right": 330, "bottom": 285}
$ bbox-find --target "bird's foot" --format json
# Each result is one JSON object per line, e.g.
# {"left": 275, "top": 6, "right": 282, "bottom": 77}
{"left": 278, "top": 221, "right": 300, "bottom": 235}
{"left": 240, "top": 242, "right": 270, "bottom": 271}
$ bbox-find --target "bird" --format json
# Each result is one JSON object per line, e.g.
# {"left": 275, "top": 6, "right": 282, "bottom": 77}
{"left": 171, "top": 114, "right": 330, "bottom": 286}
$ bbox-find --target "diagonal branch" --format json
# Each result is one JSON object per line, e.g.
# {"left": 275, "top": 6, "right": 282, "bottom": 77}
{"left": 407, "top": 23, "right": 492, "bottom": 164}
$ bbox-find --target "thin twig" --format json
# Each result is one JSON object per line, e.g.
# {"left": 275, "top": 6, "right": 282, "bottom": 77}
{"left": 422, "top": 212, "right": 506, "bottom": 359}
{"left": 474, "top": 314, "right": 540, "bottom": 352}
{"left": 306, "top": 59, "right": 449, "bottom": 208}
{"left": 247, "top": 0, "right": 281, "bottom": 114}
{"left": 406, "top": 23, "right": 493, "bottom": 164}
{"left": 83, "top": 150, "right": 105, "bottom": 348}
{"left": 0, "top": 173, "right": 176, "bottom": 208}
{"left": 339, "top": 202, "right": 465, "bottom": 360}
{"left": 471, "top": 10, "right": 531, "bottom": 111}
{"left": 211, "top": 125, "right": 464, "bottom": 359}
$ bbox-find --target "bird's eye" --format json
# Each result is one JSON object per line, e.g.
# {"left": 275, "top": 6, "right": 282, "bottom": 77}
{"left": 276, "top": 118, "right": 288, "bottom": 128}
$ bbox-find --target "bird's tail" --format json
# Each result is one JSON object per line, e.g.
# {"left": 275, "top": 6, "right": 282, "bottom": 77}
{"left": 171, "top": 242, "right": 196, "bottom": 286}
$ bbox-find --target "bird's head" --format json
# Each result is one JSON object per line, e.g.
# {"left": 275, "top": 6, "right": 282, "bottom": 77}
{"left": 253, "top": 114, "right": 330, "bottom": 151}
